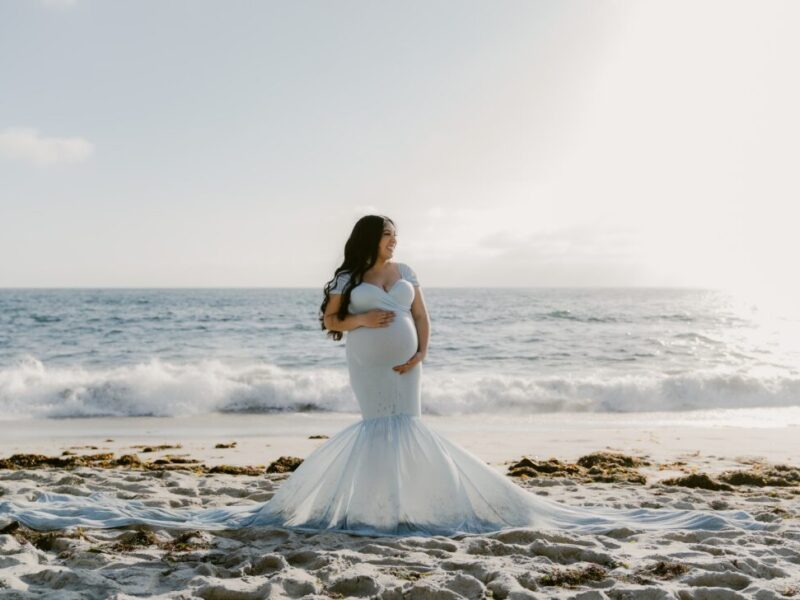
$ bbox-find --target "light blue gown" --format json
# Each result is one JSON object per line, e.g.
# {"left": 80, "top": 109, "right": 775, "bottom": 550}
{"left": 0, "top": 262, "right": 766, "bottom": 537}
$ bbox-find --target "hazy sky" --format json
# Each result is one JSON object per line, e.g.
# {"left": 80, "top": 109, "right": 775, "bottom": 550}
{"left": 1, "top": 0, "right": 798, "bottom": 293}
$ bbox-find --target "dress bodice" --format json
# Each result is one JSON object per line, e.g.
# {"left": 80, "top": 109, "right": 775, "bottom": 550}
{"left": 349, "top": 279, "right": 415, "bottom": 313}
{"left": 330, "top": 262, "right": 419, "bottom": 314}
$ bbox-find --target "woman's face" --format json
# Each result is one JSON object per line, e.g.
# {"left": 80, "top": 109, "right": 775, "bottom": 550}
{"left": 377, "top": 221, "right": 397, "bottom": 261}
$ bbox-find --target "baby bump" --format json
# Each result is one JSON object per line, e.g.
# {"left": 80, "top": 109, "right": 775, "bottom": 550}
{"left": 346, "top": 312, "right": 418, "bottom": 367}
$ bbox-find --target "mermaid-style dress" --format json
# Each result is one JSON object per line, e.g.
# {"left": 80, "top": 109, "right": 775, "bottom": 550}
{"left": 0, "top": 263, "right": 765, "bottom": 536}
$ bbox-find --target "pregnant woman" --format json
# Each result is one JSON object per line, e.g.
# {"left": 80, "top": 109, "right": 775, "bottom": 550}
{"left": 0, "top": 215, "right": 764, "bottom": 537}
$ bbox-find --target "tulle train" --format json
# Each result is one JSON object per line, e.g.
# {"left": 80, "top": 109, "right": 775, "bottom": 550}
{"left": 0, "top": 414, "right": 766, "bottom": 537}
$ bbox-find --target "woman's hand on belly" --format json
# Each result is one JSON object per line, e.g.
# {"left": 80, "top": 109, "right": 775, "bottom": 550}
{"left": 393, "top": 350, "right": 425, "bottom": 374}
{"left": 347, "top": 312, "right": 417, "bottom": 367}
{"left": 361, "top": 309, "right": 395, "bottom": 328}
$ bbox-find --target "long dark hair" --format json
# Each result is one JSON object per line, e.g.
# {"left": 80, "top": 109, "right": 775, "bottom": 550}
{"left": 319, "top": 215, "right": 396, "bottom": 341}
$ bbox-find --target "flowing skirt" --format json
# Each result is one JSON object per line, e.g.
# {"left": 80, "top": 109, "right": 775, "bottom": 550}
{"left": 0, "top": 413, "right": 765, "bottom": 537}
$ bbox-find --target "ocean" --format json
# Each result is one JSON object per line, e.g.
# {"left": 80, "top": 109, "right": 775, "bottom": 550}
{"left": 1, "top": 287, "right": 798, "bottom": 421}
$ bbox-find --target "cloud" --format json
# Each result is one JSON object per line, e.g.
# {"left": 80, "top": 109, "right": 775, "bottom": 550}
{"left": 400, "top": 205, "right": 650, "bottom": 284}
{"left": 476, "top": 223, "right": 643, "bottom": 263}
{"left": 0, "top": 127, "right": 94, "bottom": 166}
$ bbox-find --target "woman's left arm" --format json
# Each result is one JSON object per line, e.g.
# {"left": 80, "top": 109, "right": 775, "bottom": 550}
{"left": 393, "top": 286, "right": 430, "bottom": 374}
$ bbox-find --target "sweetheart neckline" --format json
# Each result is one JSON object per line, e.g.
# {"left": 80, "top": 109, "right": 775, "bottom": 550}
{"left": 360, "top": 278, "right": 405, "bottom": 294}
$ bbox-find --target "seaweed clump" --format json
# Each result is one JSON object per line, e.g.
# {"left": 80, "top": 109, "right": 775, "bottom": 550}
{"left": 661, "top": 464, "right": 800, "bottom": 491}
{"left": 660, "top": 473, "right": 734, "bottom": 491}
{"left": 153, "top": 455, "right": 200, "bottom": 465}
{"left": 719, "top": 464, "right": 800, "bottom": 487}
{"left": 209, "top": 464, "right": 263, "bottom": 476}
{"left": 109, "top": 527, "right": 210, "bottom": 555}
{"left": 0, "top": 453, "right": 116, "bottom": 469}
{"left": 508, "top": 451, "right": 649, "bottom": 485}
{"left": 0, "top": 452, "right": 269, "bottom": 477}
{"left": 537, "top": 564, "right": 608, "bottom": 587}
{"left": 266, "top": 456, "right": 304, "bottom": 474}
{"left": 1, "top": 521, "right": 90, "bottom": 552}
{"left": 630, "top": 560, "right": 690, "bottom": 584}
{"left": 508, "top": 457, "right": 582, "bottom": 478}
{"left": 110, "top": 526, "right": 161, "bottom": 552}
{"left": 3, "top": 521, "right": 211, "bottom": 558}
{"left": 131, "top": 444, "right": 183, "bottom": 453}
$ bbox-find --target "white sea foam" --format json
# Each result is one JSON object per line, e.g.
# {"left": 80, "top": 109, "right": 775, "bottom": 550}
{"left": 0, "top": 355, "right": 355, "bottom": 419}
{"left": 421, "top": 371, "right": 800, "bottom": 415}
{"left": 1, "top": 355, "right": 798, "bottom": 420}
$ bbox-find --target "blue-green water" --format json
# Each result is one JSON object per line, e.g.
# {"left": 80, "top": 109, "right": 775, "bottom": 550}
{"left": 1, "top": 287, "right": 798, "bottom": 418}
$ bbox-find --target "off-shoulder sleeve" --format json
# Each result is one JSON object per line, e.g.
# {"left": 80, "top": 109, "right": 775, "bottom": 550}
{"left": 400, "top": 263, "right": 419, "bottom": 286}
{"left": 330, "top": 271, "right": 351, "bottom": 294}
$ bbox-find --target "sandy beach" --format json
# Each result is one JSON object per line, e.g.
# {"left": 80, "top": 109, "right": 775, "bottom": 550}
{"left": 0, "top": 410, "right": 798, "bottom": 599}
{"left": 6, "top": 0, "right": 800, "bottom": 596}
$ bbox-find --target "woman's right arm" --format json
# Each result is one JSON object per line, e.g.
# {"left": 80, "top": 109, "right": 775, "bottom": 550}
{"left": 324, "top": 294, "right": 365, "bottom": 332}
{"left": 324, "top": 294, "right": 394, "bottom": 332}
